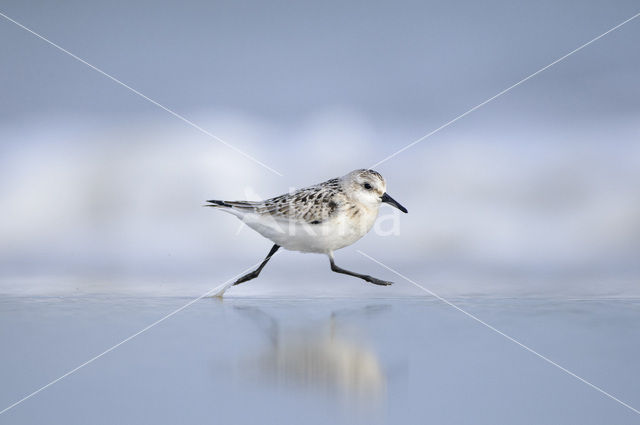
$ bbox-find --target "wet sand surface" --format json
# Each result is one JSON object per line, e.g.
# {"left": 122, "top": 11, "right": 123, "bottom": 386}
{"left": 1, "top": 294, "right": 639, "bottom": 424}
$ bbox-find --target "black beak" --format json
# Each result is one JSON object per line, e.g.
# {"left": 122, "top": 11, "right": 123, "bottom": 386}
{"left": 380, "top": 192, "right": 408, "bottom": 213}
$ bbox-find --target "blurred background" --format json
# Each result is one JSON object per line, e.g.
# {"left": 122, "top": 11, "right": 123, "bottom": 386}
{"left": 1, "top": 0, "right": 639, "bottom": 298}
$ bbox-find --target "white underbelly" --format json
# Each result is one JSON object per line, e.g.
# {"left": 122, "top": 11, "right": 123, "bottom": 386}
{"left": 242, "top": 209, "right": 378, "bottom": 253}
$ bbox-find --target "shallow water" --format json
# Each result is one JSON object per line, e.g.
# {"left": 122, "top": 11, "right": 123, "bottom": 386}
{"left": 1, "top": 295, "right": 639, "bottom": 424}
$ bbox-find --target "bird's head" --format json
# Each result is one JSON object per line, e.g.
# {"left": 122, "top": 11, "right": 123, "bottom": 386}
{"left": 342, "top": 169, "right": 408, "bottom": 213}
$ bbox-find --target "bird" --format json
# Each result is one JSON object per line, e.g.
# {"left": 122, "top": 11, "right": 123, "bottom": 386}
{"left": 205, "top": 169, "right": 407, "bottom": 294}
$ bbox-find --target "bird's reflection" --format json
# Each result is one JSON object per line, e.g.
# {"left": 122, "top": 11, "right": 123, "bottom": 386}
{"left": 233, "top": 304, "right": 389, "bottom": 405}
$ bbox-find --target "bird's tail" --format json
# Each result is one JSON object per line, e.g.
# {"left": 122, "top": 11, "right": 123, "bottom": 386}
{"left": 204, "top": 200, "right": 259, "bottom": 211}
{"left": 204, "top": 199, "right": 232, "bottom": 208}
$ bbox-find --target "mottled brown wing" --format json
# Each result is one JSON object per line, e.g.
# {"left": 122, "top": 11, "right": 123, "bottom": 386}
{"left": 257, "top": 178, "right": 345, "bottom": 224}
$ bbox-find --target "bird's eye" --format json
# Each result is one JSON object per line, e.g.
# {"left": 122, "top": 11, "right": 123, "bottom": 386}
{"left": 363, "top": 183, "right": 372, "bottom": 190}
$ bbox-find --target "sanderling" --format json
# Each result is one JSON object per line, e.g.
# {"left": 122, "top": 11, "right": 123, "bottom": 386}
{"left": 205, "top": 169, "right": 407, "bottom": 295}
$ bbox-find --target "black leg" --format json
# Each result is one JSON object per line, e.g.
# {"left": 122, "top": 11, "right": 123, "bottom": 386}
{"left": 233, "top": 244, "right": 280, "bottom": 286}
{"left": 329, "top": 256, "right": 392, "bottom": 286}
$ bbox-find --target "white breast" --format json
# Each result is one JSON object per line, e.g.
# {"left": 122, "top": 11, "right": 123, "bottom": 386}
{"left": 241, "top": 205, "right": 379, "bottom": 253}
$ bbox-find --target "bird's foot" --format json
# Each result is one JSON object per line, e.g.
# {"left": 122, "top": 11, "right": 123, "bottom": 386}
{"left": 364, "top": 276, "right": 393, "bottom": 286}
